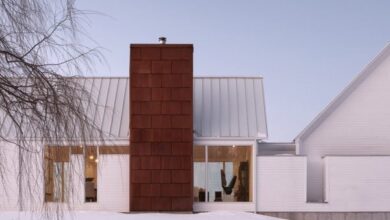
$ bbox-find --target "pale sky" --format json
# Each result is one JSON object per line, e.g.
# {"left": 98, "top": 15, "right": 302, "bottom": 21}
{"left": 76, "top": 0, "right": 390, "bottom": 141}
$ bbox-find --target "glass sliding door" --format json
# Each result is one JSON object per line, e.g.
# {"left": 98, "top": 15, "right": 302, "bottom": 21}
{"left": 193, "top": 145, "right": 252, "bottom": 203}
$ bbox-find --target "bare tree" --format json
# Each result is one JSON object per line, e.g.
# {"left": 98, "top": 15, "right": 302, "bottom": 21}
{"left": 0, "top": 0, "right": 104, "bottom": 216}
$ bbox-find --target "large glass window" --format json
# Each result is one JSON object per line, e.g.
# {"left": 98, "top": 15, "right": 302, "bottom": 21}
{"left": 44, "top": 147, "right": 70, "bottom": 202}
{"left": 84, "top": 146, "right": 98, "bottom": 202}
{"left": 193, "top": 145, "right": 252, "bottom": 202}
{"left": 193, "top": 146, "right": 206, "bottom": 202}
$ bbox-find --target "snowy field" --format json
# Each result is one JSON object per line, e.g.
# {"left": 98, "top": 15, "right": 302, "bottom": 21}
{"left": 0, "top": 211, "right": 283, "bottom": 220}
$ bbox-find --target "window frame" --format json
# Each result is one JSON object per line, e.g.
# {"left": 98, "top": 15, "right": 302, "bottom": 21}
{"left": 194, "top": 144, "right": 253, "bottom": 203}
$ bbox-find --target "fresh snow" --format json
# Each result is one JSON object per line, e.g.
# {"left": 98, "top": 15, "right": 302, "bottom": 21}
{"left": 0, "top": 211, "right": 284, "bottom": 220}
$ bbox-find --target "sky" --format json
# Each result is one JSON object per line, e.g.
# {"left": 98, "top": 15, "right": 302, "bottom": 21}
{"left": 76, "top": 0, "right": 390, "bottom": 141}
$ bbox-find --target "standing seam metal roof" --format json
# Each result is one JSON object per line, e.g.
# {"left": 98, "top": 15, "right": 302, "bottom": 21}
{"left": 0, "top": 76, "right": 267, "bottom": 140}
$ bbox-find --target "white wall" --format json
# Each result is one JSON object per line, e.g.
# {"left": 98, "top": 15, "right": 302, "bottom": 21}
{"left": 298, "top": 53, "right": 390, "bottom": 201}
{"left": 324, "top": 156, "right": 390, "bottom": 211}
{"left": 257, "top": 156, "right": 390, "bottom": 212}
{"left": 256, "top": 156, "right": 307, "bottom": 211}
{"left": 0, "top": 143, "right": 19, "bottom": 210}
{"left": 0, "top": 142, "right": 46, "bottom": 211}
{"left": 97, "top": 155, "right": 129, "bottom": 212}
{"left": 0, "top": 143, "right": 129, "bottom": 212}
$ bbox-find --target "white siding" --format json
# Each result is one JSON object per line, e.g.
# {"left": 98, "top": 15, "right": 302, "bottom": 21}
{"left": 97, "top": 155, "right": 129, "bottom": 212}
{"left": 0, "top": 143, "right": 19, "bottom": 210}
{"left": 324, "top": 156, "right": 390, "bottom": 211}
{"left": 0, "top": 142, "right": 45, "bottom": 211}
{"left": 257, "top": 156, "right": 307, "bottom": 211}
{"left": 257, "top": 156, "right": 390, "bottom": 212}
{"left": 299, "top": 51, "right": 390, "bottom": 202}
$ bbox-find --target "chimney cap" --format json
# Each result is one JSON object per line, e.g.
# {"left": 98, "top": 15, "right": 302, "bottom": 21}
{"left": 159, "top": 37, "right": 167, "bottom": 44}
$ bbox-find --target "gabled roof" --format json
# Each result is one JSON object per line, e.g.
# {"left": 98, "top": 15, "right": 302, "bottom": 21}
{"left": 0, "top": 76, "right": 268, "bottom": 141}
{"left": 295, "top": 44, "right": 390, "bottom": 145}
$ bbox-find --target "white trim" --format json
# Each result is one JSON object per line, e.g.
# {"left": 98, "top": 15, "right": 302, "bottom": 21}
{"left": 194, "top": 139, "right": 257, "bottom": 146}
{"left": 252, "top": 140, "right": 257, "bottom": 210}
{"left": 295, "top": 43, "right": 390, "bottom": 142}
{"left": 295, "top": 137, "right": 301, "bottom": 155}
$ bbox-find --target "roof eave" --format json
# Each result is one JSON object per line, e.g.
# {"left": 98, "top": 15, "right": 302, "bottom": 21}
{"left": 295, "top": 43, "right": 390, "bottom": 143}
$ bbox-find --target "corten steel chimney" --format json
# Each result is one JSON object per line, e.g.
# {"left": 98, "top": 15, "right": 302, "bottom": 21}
{"left": 130, "top": 39, "right": 193, "bottom": 211}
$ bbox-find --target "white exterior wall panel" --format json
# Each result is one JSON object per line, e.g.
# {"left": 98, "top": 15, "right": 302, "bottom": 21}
{"left": 0, "top": 143, "right": 19, "bottom": 210}
{"left": 257, "top": 156, "right": 390, "bottom": 212}
{"left": 325, "top": 156, "right": 390, "bottom": 211}
{"left": 97, "top": 155, "right": 129, "bottom": 212}
{"left": 256, "top": 156, "right": 307, "bottom": 211}
{"left": 298, "top": 51, "right": 390, "bottom": 201}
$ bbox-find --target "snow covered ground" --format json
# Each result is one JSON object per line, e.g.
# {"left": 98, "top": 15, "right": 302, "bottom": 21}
{"left": 0, "top": 211, "right": 284, "bottom": 220}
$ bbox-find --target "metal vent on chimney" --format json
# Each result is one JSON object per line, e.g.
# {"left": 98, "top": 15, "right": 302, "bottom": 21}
{"left": 159, "top": 37, "right": 166, "bottom": 44}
